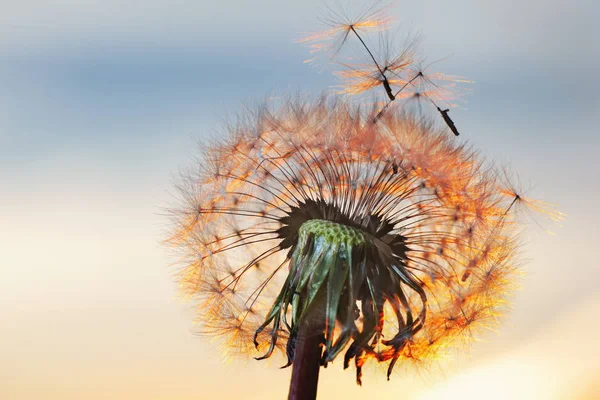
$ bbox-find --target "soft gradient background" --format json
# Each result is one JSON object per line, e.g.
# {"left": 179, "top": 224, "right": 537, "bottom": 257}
{"left": 1, "top": 1, "right": 598, "bottom": 399}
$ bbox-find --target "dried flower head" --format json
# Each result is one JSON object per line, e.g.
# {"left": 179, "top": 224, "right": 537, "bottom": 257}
{"left": 167, "top": 97, "right": 536, "bottom": 384}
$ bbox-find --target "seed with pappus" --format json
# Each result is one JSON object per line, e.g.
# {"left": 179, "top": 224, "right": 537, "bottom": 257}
{"left": 167, "top": 97, "right": 539, "bottom": 385}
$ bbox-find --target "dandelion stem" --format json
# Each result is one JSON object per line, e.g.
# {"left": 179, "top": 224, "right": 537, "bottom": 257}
{"left": 288, "top": 306, "right": 325, "bottom": 400}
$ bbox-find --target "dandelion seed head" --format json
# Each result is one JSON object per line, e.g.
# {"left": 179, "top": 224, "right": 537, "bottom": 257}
{"left": 167, "top": 96, "right": 537, "bottom": 383}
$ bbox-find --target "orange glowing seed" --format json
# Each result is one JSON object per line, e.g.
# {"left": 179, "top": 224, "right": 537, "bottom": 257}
{"left": 298, "top": 3, "right": 392, "bottom": 59}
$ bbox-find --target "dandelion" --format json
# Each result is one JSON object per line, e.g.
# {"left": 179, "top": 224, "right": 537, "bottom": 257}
{"left": 167, "top": 97, "right": 541, "bottom": 398}
{"left": 166, "top": 3, "right": 558, "bottom": 399}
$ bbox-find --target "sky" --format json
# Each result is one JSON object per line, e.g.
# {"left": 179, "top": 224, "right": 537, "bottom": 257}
{"left": 1, "top": 0, "right": 599, "bottom": 399}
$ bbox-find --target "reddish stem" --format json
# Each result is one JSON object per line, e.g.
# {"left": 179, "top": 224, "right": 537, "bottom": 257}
{"left": 287, "top": 317, "right": 325, "bottom": 400}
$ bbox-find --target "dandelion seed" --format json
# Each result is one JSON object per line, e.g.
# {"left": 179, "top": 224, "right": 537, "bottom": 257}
{"left": 498, "top": 172, "right": 566, "bottom": 234}
{"left": 437, "top": 107, "right": 460, "bottom": 136}
{"left": 336, "top": 31, "right": 419, "bottom": 100}
{"left": 167, "top": 97, "right": 534, "bottom": 386}
{"left": 298, "top": 2, "right": 392, "bottom": 61}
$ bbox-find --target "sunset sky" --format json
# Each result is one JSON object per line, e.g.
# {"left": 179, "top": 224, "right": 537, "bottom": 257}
{"left": 1, "top": 1, "right": 599, "bottom": 399}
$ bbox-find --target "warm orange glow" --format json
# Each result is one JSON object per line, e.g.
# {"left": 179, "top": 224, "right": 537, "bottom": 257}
{"left": 165, "top": 96, "right": 550, "bottom": 382}
{"left": 298, "top": 7, "right": 391, "bottom": 56}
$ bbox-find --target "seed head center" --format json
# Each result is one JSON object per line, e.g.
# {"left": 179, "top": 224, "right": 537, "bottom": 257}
{"left": 299, "top": 219, "right": 367, "bottom": 246}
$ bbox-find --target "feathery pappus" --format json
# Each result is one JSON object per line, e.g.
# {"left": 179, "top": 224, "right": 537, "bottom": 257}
{"left": 166, "top": 97, "right": 550, "bottom": 384}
